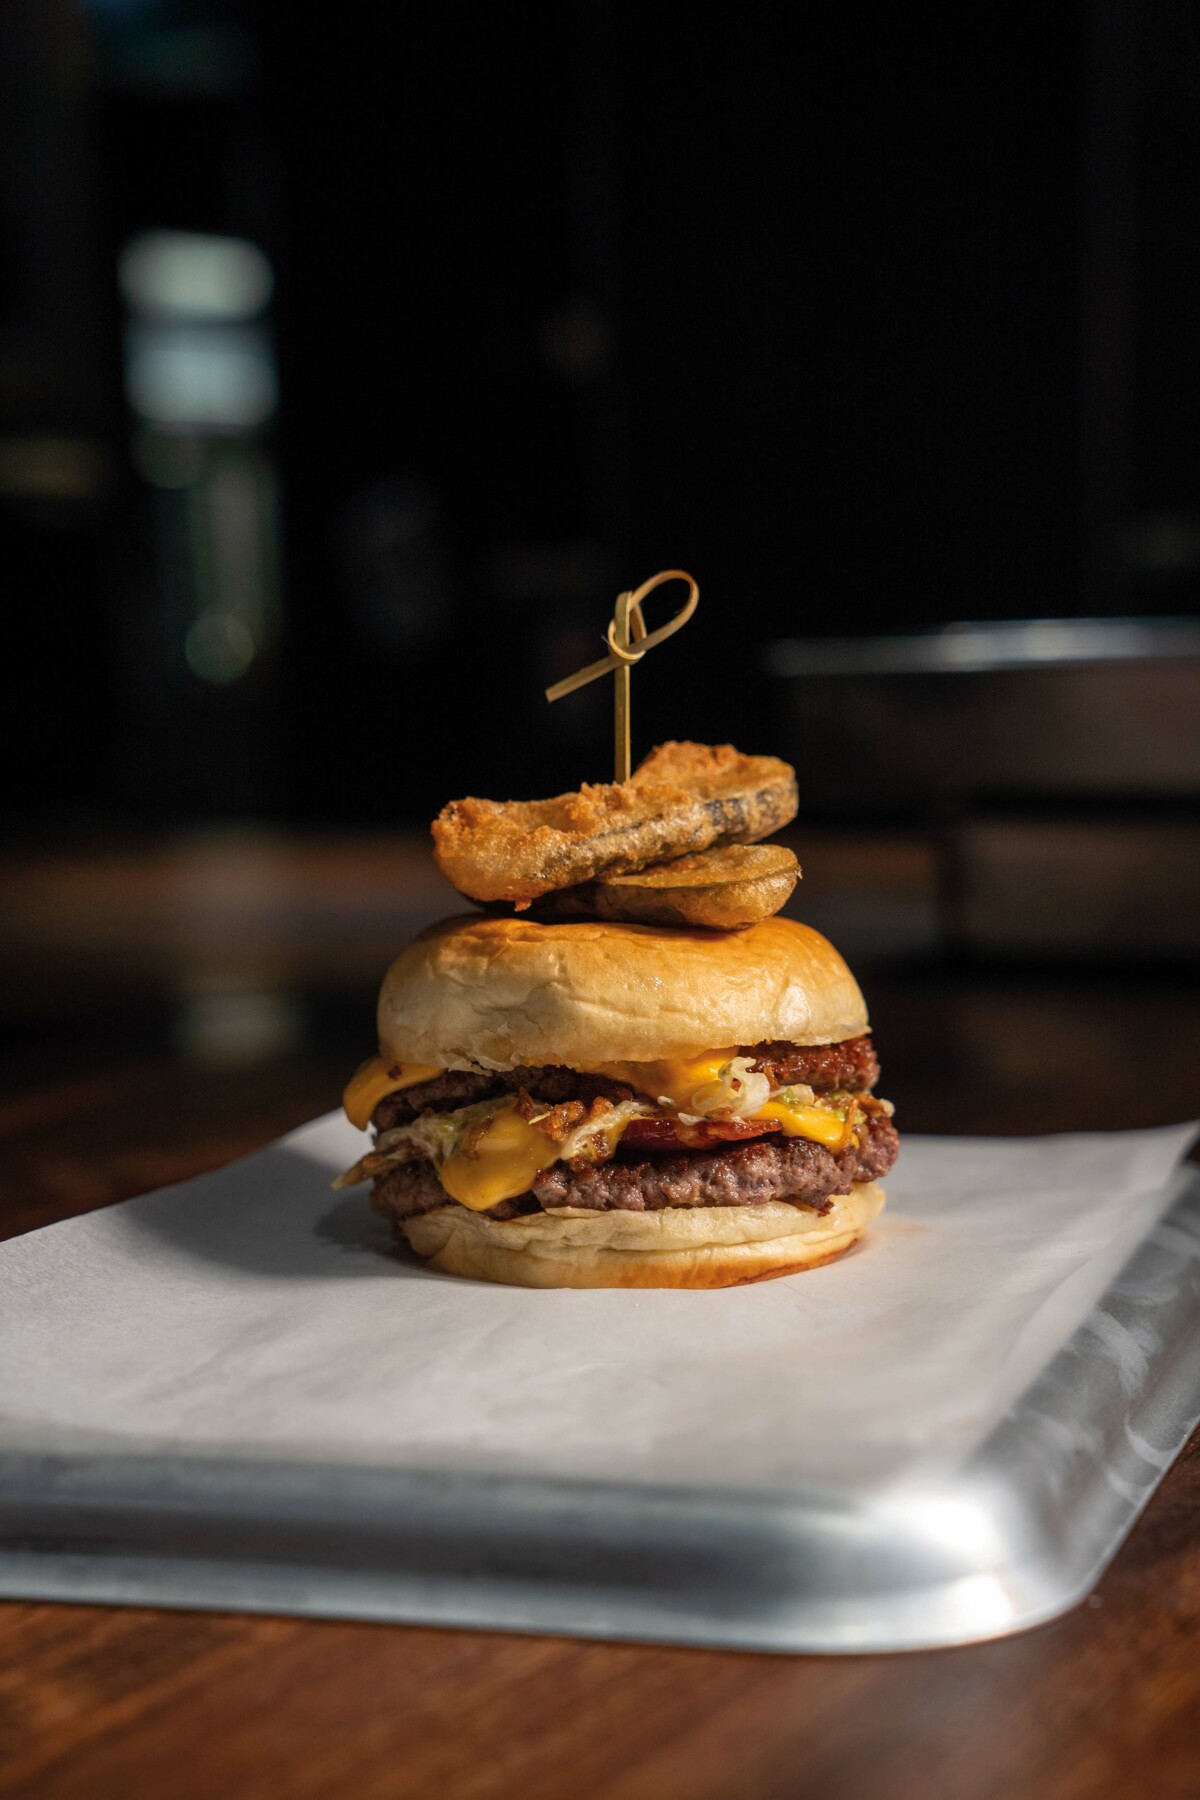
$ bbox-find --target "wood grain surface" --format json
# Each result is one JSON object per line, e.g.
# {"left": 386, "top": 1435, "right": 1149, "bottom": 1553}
{"left": 2, "top": 1041, "right": 1198, "bottom": 1799}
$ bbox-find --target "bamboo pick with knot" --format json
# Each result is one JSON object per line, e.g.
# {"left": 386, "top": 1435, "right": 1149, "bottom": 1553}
{"left": 544, "top": 569, "right": 700, "bottom": 781}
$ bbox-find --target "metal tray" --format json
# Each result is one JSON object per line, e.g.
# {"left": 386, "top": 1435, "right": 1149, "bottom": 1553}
{"left": 2, "top": 1168, "right": 1198, "bottom": 1654}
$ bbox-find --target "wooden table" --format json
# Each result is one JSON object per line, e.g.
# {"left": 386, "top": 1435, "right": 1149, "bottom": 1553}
{"left": 2, "top": 988, "right": 1199, "bottom": 1798}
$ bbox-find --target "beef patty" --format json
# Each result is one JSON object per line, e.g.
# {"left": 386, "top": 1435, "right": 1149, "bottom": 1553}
{"left": 371, "top": 1113, "right": 899, "bottom": 1226}
{"left": 372, "top": 1035, "right": 881, "bottom": 1131}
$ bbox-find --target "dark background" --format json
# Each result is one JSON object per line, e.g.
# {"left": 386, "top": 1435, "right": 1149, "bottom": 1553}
{"left": 5, "top": 0, "right": 1199, "bottom": 827}
{"left": 1, "top": 0, "right": 1198, "bottom": 1116}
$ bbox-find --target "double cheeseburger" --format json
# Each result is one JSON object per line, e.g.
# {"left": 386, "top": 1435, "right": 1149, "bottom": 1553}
{"left": 337, "top": 913, "right": 898, "bottom": 1288}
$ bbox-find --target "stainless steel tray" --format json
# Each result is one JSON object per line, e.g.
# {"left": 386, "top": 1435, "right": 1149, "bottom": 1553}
{"left": 2, "top": 1168, "right": 1198, "bottom": 1654}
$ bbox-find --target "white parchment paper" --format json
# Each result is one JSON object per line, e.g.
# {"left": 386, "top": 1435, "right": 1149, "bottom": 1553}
{"left": 1, "top": 1116, "right": 1196, "bottom": 1496}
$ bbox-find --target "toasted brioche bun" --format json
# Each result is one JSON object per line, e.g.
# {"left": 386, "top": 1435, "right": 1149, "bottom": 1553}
{"left": 400, "top": 1182, "right": 885, "bottom": 1288}
{"left": 377, "top": 914, "right": 868, "bottom": 1072}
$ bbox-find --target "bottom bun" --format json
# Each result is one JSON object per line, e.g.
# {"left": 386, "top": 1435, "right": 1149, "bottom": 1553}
{"left": 400, "top": 1182, "right": 886, "bottom": 1289}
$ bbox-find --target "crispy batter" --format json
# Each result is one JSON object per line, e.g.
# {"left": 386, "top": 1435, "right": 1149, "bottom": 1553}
{"left": 432, "top": 742, "right": 798, "bottom": 905}
{"left": 531, "top": 844, "right": 800, "bottom": 929}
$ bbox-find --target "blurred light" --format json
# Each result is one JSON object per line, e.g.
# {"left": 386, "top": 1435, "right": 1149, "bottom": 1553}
{"left": 185, "top": 612, "right": 257, "bottom": 684}
{"left": 174, "top": 983, "right": 303, "bottom": 1067}
{"left": 124, "top": 323, "right": 278, "bottom": 429}
{"left": 119, "top": 231, "right": 273, "bottom": 322}
{"left": 767, "top": 617, "right": 1200, "bottom": 677}
{"left": 119, "top": 232, "right": 282, "bottom": 708}
{"left": 909, "top": 1495, "right": 1003, "bottom": 1562}
{"left": 941, "top": 1573, "right": 1016, "bottom": 1634}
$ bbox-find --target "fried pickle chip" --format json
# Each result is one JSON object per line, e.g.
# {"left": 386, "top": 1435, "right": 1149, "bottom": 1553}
{"left": 432, "top": 742, "right": 798, "bottom": 906}
{"left": 530, "top": 844, "right": 800, "bottom": 929}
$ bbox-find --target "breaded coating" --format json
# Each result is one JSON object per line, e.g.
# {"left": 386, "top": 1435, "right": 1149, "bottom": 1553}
{"left": 432, "top": 742, "right": 798, "bottom": 905}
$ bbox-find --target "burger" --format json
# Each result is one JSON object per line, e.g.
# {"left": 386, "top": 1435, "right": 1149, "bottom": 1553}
{"left": 336, "top": 913, "right": 898, "bottom": 1288}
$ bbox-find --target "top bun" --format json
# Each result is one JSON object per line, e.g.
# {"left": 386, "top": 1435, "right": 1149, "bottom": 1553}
{"left": 377, "top": 914, "right": 868, "bottom": 1072}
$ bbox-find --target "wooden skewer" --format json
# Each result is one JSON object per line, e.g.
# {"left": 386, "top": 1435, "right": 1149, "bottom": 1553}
{"left": 611, "top": 587, "right": 648, "bottom": 781}
{"left": 545, "top": 569, "right": 699, "bottom": 781}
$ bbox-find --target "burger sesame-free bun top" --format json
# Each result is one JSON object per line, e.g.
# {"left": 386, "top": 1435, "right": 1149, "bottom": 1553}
{"left": 376, "top": 913, "right": 869, "bottom": 1072}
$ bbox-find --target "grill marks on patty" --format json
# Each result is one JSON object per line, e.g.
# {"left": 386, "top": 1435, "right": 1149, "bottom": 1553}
{"left": 371, "top": 1035, "right": 880, "bottom": 1131}
{"left": 371, "top": 1114, "right": 900, "bottom": 1225}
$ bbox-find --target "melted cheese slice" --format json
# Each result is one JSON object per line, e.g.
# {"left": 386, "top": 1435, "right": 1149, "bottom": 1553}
{"left": 429, "top": 1087, "right": 855, "bottom": 1212}
{"left": 592, "top": 1052, "right": 855, "bottom": 1148}
{"left": 590, "top": 1051, "right": 736, "bottom": 1110}
{"left": 344, "top": 1049, "right": 862, "bottom": 1210}
{"left": 343, "top": 1056, "right": 444, "bottom": 1131}
{"left": 756, "top": 1097, "right": 852, "bottom": 1149}
{"left": 439, "top": 1106, "right": 559, "bottom": 1211}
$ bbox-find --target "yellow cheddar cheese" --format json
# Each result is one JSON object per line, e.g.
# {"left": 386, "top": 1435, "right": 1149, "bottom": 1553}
{"left": 756, "top": 1097, "right": 852, "bottom": 1149}
{"left": 439, "top": 1106, "right": 559, "bottom": 1211}
{"left": 343, "top": 1049, "right": 864, "bottom": 1207}
{"left": 591, "top": 1052, "right": 854, "bottom": 1149}
{"left": 343, "top": 1056, "right": 444, "bottom": 1131}
{"left": 590, "top": 1050, "right": 736, "bottom": 1110}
